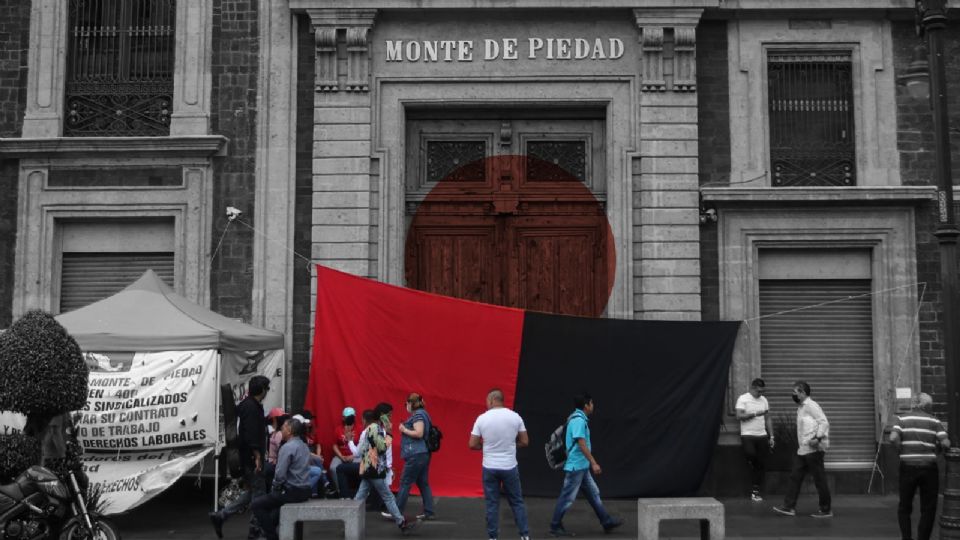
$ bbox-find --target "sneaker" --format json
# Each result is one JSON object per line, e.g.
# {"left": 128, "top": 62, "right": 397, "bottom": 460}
{"left": 520, "top": 537, "right": 531, "bottom": 540}
{"left": 399, "top": 518, "right": 419, "bottom": 534}
{"left": 751, "top": 492, "right": 763, "bottom": 502}
{"left": 603, "top": 517, "right": 624, "bottom": 533}
{"left": 416, "top": 513, "right": 437, "bottom": 521}
{"left": 811, "top": 509, "right": 833, "bottom": 518}
{"left": 772, "top": 506, "right": 796, "bottom": 516}
{"left": 208, "top": 512, "right": 224, "bottom": 539}
{"left": 549, "top": 526, "right": 576, "bottom": 537}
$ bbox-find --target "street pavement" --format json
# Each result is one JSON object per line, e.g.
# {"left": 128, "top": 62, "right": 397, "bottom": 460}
{"left": 112, "top": 479, "right": 920, "bottom": 539}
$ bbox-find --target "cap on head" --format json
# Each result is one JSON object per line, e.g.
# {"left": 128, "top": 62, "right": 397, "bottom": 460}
{"left": 292, "top": 413, "right": 311, "bottom": 425}
{"left": 342, "top": 406, "right": 356, "bottom": 417}
{"left": 267, "top": 407, "right": 286, "bottom": 419}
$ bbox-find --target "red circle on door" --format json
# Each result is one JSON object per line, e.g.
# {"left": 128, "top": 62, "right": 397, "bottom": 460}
{"left": 405, "top": 154, "right": 615, "bottom": 317}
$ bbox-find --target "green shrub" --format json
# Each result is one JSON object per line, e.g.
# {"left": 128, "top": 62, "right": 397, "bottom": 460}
{"left": 0, "top": 311, "right": 88, "bottom": 416}
{"left": 0, "top": 433, "right": 40, "bottom": 483}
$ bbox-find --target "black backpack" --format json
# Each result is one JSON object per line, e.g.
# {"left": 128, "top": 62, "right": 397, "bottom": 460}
{"left": 545, "top": 413, "right": 576, "bottom": 470}
{"left": 425, "top": 424, "right": 443, "bottom": 452}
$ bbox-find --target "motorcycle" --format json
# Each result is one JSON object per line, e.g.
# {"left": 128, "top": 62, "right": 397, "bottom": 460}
{"left": 0, "top": 466, "right": 119, "bottom": 540}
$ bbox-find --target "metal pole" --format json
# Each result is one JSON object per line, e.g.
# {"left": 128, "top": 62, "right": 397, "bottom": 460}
{"left": 919, "top": 1, "right": 960, "bottom": 537}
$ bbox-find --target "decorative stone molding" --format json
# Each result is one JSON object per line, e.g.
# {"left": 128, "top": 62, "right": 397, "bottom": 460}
{"left": 673, "top": 26, "right": 697, "bottom": 91}
{"left": 719, "top": 206, "right": 921, "bottom": 437}
{"left": 0, "top": 136, "right": 228, "bottom": 160}
{"left": 315, "top": 28, "right": 339, "bottom": 92}
{"left": 633, "top": 8, "right": 703, "bottom": 92}
{"left": 727, "top": 19, "right": 901, "bottom": 186}
{"left": 345, "top": 27, "right": 372, "bottom": 92}
{"left": 13, "top": 162, "right": 213, "bottom": 317}
{"left": 701, "top": 186, "right": 936, "bottom": 204}
{"left": 307, "top": 9, "right": 377, "bottom": 93}
{"left": 23, "top": 0, "right": 214, "bottom": 138}
{"left": 639, "top": 26, "right": 665, "bottom": 92}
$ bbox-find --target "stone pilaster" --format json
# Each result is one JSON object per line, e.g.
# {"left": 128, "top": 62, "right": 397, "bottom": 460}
{"left": 633, "top": 8, "right": 704, "bottom": 320}
{"left": 170, "top": 0, "right": 214, "bottom": 135}
{"left": 306, "top": 9, "right": 378, "bottom": 279}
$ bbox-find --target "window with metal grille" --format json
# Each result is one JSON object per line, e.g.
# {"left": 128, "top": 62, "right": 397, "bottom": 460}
{"left": 768, "top": 52, "right": 856, "bottom": 187}
{"left": 65, "top": 0, "right": 175, "bottom": 136}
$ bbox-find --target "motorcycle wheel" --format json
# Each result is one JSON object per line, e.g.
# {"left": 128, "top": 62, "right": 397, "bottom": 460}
{"left": 58, "top": 517, "right": 120, "bottom": 540}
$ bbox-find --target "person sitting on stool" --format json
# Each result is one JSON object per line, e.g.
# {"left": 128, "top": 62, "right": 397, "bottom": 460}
{"left": 251, "top": 418, "right": 313, "bottom": 540}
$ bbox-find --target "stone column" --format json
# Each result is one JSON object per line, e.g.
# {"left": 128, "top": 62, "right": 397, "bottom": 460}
{"left": 633, "top": 8, "right": 704, "bottom": 321}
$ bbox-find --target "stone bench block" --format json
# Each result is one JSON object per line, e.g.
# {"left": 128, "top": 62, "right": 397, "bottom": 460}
{"left": 279, "top": 499, "right": 365, "bottom": 540}
{"left": 637, "top": 497, "right": 725, "bottom": 540}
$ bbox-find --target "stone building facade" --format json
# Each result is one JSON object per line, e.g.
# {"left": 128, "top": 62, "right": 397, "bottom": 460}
{"left": 1, "top": 0, "right": 959, "bottom": 494}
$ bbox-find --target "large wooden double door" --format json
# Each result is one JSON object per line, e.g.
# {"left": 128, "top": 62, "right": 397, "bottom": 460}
{"left": 403, "top": 113, "right": 613, "bottom": 317}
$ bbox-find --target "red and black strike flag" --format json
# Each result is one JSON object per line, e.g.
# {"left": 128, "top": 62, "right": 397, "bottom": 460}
{"left": 305, "top": 265, "right": 740, "bottom": 498}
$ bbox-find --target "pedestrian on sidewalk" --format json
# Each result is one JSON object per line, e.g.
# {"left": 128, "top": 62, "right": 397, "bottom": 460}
{"left": 736, "top": 378, "right": 774, "bottom": 501}
{"left": 354, "top": 405, "right": 418, "bottom": 534}
{"left": 891, "top": 392, "right": 949, "bottom": 540}
{"left": 396, "top": 392, "right": 436, "bottom": 520}
{"left": 469, "top": 388, "right": 531, "bottom": 540}
{"left": 250, "top": 418, "right": 313, "bottom": 540}
{"left": 209, "top": 375, "right": 271, "bottom": 539}
{"left": 548, "top": 392, "right": 623, "bottom": 537}
{"left": 773, "top": 380, "right": 832, "bottom": 518}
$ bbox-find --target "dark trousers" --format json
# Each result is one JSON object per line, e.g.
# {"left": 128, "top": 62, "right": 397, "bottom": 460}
{"left": 251, "top": 485, "right": 312, "bottom": 540}
{"left": 782, "top": 451, "right": 831, "bottom": 512}
{"left": 898, "top": 462, "right": 939, "bottom": 540}
{"left": 336, "top": 461, "right": 361, "bottom": 499}
{"left": 740, "top": 435, "right": 769, "bottom": 492}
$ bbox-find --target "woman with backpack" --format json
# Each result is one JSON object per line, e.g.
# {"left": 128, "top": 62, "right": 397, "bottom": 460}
{"left": 395, "top": 392, "right": 437, "bottom": 520}
{"left": 354, "top": 408, "right": 417, "bottom": 533}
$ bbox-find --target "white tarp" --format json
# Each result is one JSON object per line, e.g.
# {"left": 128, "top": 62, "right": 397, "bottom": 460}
{"left": 78, "top": 350, "right": 219, "bottom": 450}
{"left": 220, "top": 349, "right": 285, "bottom": 414}
{"left": 82, "top": 447, "right": 213, "bottom": 515}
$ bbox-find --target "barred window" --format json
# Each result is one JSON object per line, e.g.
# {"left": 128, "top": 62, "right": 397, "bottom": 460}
{"left": 768, "top": 52, "right": 856, "bottom": 187}
{"left": 65, "top": 0, "right": 175, "bottom": 136}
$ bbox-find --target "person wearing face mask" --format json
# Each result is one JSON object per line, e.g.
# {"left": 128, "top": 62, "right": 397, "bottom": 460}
{"left": 329, "top": 406, "right": 358, "bottom": 497}
{"left": 396, "top": 393, "right": 436, "bottom": 520}
{"left": 735, "top": 378, "right": 774, "bottom": 502}
{"left": 354, "top": 404, "right": 418, "bottom": 533}
{"left": 773, "top": 380, "right": 832, "bottom": 518}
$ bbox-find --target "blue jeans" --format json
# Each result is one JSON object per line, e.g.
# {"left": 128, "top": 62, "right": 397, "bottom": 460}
{"left": 550, "top": 468, "right": 613, "bottom": 530}
{"left": 396, "top": 452, "right": 435, "bottom": 516}
{"left": 355, "top": 477, "right": 404, "bottom": 525}
{"left": 307, "top": 465, "right": 325, "bottom": 494}
{"left": 482, "top": 467, "right": 529, "bottom": 539}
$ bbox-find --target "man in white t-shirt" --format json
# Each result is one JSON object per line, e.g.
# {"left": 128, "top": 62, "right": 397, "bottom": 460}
{"left": 735, "top": 377, "right": 774, "bottom": 502}
{"left": 469, "top": 388, "right": 530, "bottom": 540}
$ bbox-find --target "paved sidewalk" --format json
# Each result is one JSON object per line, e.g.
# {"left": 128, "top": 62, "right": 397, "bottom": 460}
{"left": 112, "top": 479, "right": 920, "bottom": 539}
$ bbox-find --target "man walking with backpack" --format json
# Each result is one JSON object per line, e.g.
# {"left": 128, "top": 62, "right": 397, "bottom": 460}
{"left": 548, "top": 392, "right": 623, "bottom": 537}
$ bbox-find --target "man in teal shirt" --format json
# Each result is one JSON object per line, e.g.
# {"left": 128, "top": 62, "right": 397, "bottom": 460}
{"left": 548, "top": 393, "right": 623, "bottom": 537}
